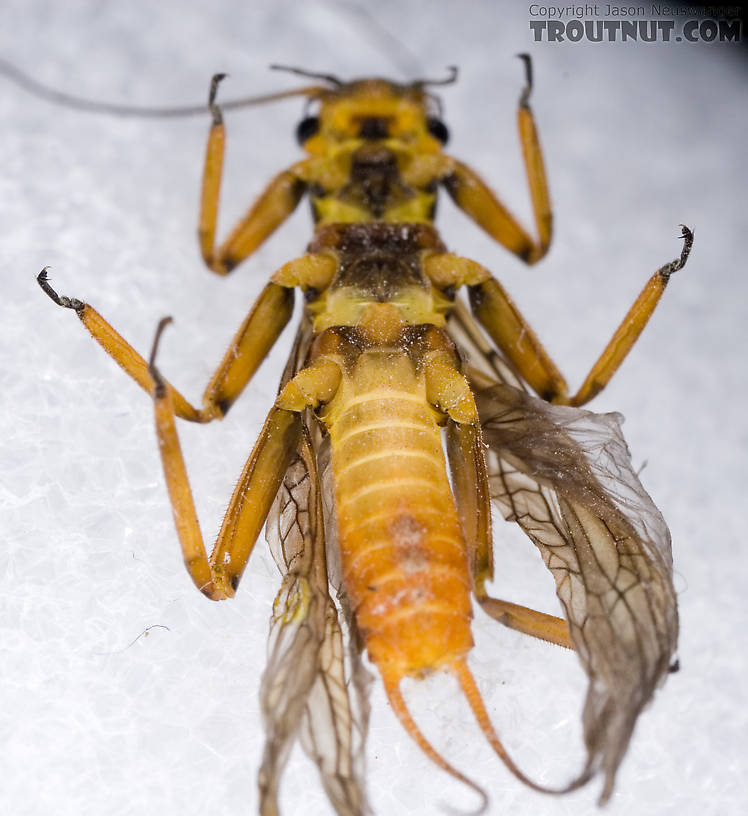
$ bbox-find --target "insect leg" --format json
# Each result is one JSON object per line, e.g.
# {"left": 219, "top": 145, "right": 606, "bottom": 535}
{"left": 419, "top": 332, "right": 493, "bottom": 594}
{"left": 193, "top": 253, "right": 334, "bottom": 418}
{"left": 467, "top": 268, "right": 570, "bottom": 402}
{"left": 446, "top": 416, "right": 572, "bottom": 649}
{"left": 427, "top": 334, "right": 572, "bottom": 650}
{"left": 148, "top": 318, "right": 305, "bottom": 599}
{"left": 468, "top": 225, "right": 693, "bottom": 405}
{"left": 517, "top": 53, "right": 552, "bottom": 259}
{"left": 565, "top": 224, "right": 694, "bottom": 406}
{"left": 37, "top": 267, "right": 206, "bottom": 419}
{"left": 197, "top": 280, "right": 298, "bottom": 418}
{"left": 37, "top": 269, "right": 299, "bottom": 421}
{"left": 199, "top": 74, "right": 308, "bottom": 275}
{"left": 477, "top": 598, "right": 572, "bottom": 650}
{"left": 445, "top": 419, "right": 492, "bottom": 592}
{"left": 440, "top": 55, "right": 551, "bottom": 264}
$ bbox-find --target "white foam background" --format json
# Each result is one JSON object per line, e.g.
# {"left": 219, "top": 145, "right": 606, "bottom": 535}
{"left": 2, "top": 1, "right": 747, "bottom": 815}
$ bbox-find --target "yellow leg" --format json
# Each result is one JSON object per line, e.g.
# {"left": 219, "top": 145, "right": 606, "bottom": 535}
{"left": 198, "top": 74, "right": 307, "bottom": 275}
{"left": 199, "top": 282, "right": 295, "bottom": 417}
{"left": 419, "top": 324, "right": 572, "bottom": 650}
{"left": 469, "top": 226, "right": 694, "bottom": 405}
{"left": 148, "top": 318, "right": 305, "bottom": 599}
{"left": 421, "top": 347, "right": 493, "bottom": 592}
{"left": 477, "top": 596, "right": 572, "bottom": 650}
{"left": 568, "top": 225, "right": 694, "bottom": 405}
{"left": 517, "top": 54, "right": 552, "bottom": 256}
{"left": 469, "top": 272, "right": 569, "bottom": 401}
{"left": 446, "top": 420, "right": 493, "bottom": 594}
{"left": 37, "top": 269, "right": 294, "bottom": 421}
{"left": 441, "top": 55, "right": 551, "bottom": 265}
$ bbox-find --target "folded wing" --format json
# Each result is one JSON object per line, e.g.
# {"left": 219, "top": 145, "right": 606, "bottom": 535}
{"left": 474, "top": 380, "right": 678, "bottom": 803}
{"left": 260, "top": 425, "right": 370, "bottom": 816}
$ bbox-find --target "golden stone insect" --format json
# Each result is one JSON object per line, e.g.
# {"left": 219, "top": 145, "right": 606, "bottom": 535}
{"left": 36, "top": 58, "right": 691, "bottom": 814}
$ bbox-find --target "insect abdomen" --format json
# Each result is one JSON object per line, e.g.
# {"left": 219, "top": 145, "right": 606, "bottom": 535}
{"left": 327, "top": 352, "right": 473, "bottom": 678}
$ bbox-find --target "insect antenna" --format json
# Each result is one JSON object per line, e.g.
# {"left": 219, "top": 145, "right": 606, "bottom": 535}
{"left": 0, "top": 56, "right": 325, "bottom": 118}
{"left": 269, "top": 64, "right": 343, "bottom": 86}
{"left": 411, "top": 66, "right": 459, "bottom": 88}
{"left": 325, "top": 0, "right": 423, "bottom": 78}
{"left": 381, "top": 674, "right": 489, "bottom": 815}
{"left": 453, "top": 660, "right": 594, "bottom": 795}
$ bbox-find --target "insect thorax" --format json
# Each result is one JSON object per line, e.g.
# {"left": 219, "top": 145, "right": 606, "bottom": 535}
{"left": 305, "top": 222, "right": 452, "bottom": 334}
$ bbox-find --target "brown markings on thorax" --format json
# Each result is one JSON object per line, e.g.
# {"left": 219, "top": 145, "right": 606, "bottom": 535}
{"left": 308, "top": 222, "right": 446, "bottom": 303}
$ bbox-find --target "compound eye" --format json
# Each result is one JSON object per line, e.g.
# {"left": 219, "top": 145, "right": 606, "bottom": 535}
{"left": 426, "top": 116, "right": 449, "bottom": 145}
{"left": 296, "top": 116, "right": 320, "bottom": 145}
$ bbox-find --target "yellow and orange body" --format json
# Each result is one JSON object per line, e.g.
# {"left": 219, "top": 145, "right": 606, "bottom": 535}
{"left": 328, "top": 351, "right": 473, "bottom": 678}
{"left": 276, "top": 218, "right": 477, "bottom": 683}
{"left": 40, "top": 61, "right": 687, "bottom": 812}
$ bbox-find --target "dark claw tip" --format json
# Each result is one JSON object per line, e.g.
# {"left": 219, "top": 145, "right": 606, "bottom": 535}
{"left": 36, "top": 267, "right": 55, "bottom": 297}
{"left": 37, "top": 267, "right": 84, "bottom": 311}
{"left": 208, "top": 74, "right": 228, "bottom": 122}
{"left": 148, "top": 315, "right": 174, "bottom": 382}
{"left": 516, "top": 54, "right": 534, "bottom": 106}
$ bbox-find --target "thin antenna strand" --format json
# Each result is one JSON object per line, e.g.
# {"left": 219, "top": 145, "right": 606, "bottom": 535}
{"left": 0, "top": 57, "right": 324, "bottom": 118}
{"left": 413, "top": 66, "right": 459, "bottom": 88}
{"left": 328, "top": 0, "right": 423, "bottom": 78}
{"left": 270, "top": 64, "right": 343, "bottom": 86}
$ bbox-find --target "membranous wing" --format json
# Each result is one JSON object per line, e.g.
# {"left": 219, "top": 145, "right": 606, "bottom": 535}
{"left": 473, "top": 379, "right": 678, "bottom": 802}
{"left": 259, "top": 317, "right": 370, "bottom": 816}
{"left": 260, "top": 426, "right": 370, "bottom": 816}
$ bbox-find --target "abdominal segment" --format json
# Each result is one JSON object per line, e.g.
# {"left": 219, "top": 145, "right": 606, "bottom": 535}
{"left": 327, "top": 352, "right": 473, "bottom": 679}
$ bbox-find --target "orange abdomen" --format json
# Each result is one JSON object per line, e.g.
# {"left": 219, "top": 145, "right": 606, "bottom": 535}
{"left": 326, "top": 353, "right": 473, "bottom": 679}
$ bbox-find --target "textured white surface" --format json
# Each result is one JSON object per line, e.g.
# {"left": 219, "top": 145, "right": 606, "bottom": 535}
{"left": 2, "top": 2, "right": 747, "bottom": 815}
